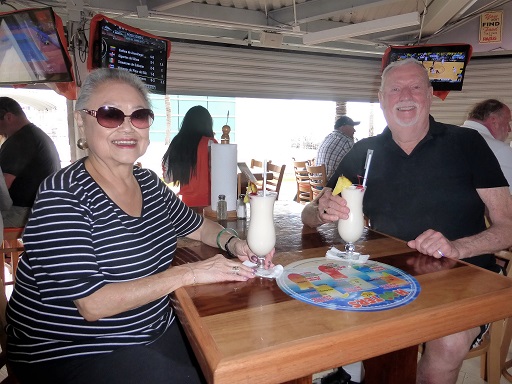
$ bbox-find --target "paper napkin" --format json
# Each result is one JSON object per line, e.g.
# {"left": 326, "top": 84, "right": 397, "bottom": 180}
{"left": 325, "top": 247, "right": 370, "bottom": 264}
{"left": 243, "top": 260, "right": 284, "bottom": 279}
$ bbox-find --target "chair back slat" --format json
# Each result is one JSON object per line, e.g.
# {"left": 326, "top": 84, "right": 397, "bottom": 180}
{"left": 264, "top": 163, "right": 286, "bottom": 200}
{"left": 306, "top": 164, "right": 327, "bottom": 201}
{"left": 292, "top": 158, "right": 311, "bottom": 203}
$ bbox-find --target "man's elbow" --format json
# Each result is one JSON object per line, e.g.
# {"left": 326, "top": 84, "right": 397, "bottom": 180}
{"left": 74, "top": 300, "right": 103, "bottom": 322}
{"left": 301, "top": 203, "right": 322, "bottom": 228}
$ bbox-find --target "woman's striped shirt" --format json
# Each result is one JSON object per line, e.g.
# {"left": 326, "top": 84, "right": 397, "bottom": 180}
{"left": 6, "top": 159, "right": 203, "bottom": 363}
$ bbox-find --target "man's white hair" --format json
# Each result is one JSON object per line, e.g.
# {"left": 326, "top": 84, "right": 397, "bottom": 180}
{"left": 380, "top": 58, "right": 430, "bottom": 91}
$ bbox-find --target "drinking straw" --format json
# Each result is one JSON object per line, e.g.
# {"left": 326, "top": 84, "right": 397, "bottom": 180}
{"left": 362, "top": 149, "right": 374, "bottom": 188}
{"left": 263, "top": 159, "right": 267, "bottom": 196}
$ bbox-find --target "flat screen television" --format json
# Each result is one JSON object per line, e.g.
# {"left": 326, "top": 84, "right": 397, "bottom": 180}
{"left": 0, "top": 7, "right": 73, "bottom": 85}
{"left": 382, "top": 44, "right": 472, "bottom": 92}
{"left": 88, "top": 14, "right": 171, "bottom": 95}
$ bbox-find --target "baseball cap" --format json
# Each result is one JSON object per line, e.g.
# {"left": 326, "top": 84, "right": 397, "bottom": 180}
{"left": 334, "top": 116, "right": 360, "bottom": 129}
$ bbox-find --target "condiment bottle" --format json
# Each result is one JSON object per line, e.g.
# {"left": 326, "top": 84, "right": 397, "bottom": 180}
{"left": 237, "top": 194, "right": 247, "bottom": 219}
{"left": 217, "top": 194, "right": 227, "bottom": 220}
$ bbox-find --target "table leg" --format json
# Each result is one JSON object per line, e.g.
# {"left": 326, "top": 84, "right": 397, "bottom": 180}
{"left": 363, "top": 346, "right": 418, "bottom": 384}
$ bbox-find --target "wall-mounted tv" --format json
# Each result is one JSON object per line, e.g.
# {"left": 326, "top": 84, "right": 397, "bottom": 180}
{"left": 382, "top": 44, "right": 472, "bottom": 92}
{"left": 88, "top": 14, "right": 171, "bottom": 95}
{"left": 0, "top": 7, "right": 73, "bottom": 85}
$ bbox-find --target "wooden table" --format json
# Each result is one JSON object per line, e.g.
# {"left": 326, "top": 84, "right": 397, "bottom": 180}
{"left": 173, "top": 201, "right": 512, "bottom": 384}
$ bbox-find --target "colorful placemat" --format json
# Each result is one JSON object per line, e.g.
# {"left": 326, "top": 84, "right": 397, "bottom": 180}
{"left": 276, "top": 257, "right": 420, "bottom": 312}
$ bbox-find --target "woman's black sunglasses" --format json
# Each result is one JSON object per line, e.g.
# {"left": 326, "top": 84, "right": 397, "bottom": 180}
{"left": 81, "top": 106, "right": 154, "bottom": 129}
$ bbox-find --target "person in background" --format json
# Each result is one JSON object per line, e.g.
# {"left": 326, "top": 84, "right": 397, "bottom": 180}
{"left": 316, "top": 115, "right": 359, "bottom": 180}
{"left": 162, "top": 105, "right": 217, "bottom": 207}
{"left": 461, "top": 99, "right": 512, "bottom": 193}
{"left": 302, "top": 59, "right": 512, "bottom": 384}
{"left": 0, "top": 97, "right": 61, "bottom": 227}
{"left": 6, "top": 68, "right": 274, "bottom": 384}
{"left": 0, "top": 166, "right": 13, "bottom": 243}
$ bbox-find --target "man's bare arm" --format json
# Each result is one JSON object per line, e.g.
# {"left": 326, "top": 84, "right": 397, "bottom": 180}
{"left": 453, "top": 187, "right": 512, "bottom": 258}
{"left": 301, "top": 188, "right": 349, "bottom": 227}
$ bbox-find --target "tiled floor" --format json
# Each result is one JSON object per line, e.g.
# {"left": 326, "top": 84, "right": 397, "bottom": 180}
{"left": 311, "top": 353, "right": 512, "bottom": 384}
{"left": 457, "top": 352, "right": 512, "bottom": 384}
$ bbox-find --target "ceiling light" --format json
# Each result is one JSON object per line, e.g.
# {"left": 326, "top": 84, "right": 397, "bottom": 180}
{"left": 303, "top": 12, "right": 420, "bottom": 45}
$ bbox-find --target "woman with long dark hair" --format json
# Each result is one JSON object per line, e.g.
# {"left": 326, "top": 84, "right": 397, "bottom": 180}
{"left": 162, "top": 105, "right": 217, "bottom": 206}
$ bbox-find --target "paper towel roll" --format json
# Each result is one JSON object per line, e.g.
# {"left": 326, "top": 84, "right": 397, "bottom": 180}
{"left": 210, "top": 143, "right": 237, "bottom": 211}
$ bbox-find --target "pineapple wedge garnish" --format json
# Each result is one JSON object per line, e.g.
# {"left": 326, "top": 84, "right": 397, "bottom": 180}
{"left": 332, "top": 176, "right": 352, "bottom": 196}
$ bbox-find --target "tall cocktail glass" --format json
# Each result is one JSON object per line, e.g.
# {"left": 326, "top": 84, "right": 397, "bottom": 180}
{"left": 247, "top": 192, "right": 276, "bottom": 277}
{"left": 337, "top": 185, "right": 366, "bottom": 260}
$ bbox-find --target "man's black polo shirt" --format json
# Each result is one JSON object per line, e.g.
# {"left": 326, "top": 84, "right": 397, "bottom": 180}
{"left": 328, "top": 116, "right": 507, "bottom": 270}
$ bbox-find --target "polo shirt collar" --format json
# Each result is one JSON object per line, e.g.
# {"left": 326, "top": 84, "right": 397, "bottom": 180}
{"left": 381, "top": 115, "right": 441, "bottom": 157}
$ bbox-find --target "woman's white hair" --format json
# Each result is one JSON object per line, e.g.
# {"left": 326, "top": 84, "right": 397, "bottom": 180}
{"left": 75, "top": 68, "right": 151, "bottom": 111}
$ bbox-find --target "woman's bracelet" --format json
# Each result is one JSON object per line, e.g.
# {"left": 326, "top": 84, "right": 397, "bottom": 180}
{"left": 224, "top": 235, "right": 238, "bottom": 259}
{"left": 216, "top": 228, "right": 238, "bottom": 250}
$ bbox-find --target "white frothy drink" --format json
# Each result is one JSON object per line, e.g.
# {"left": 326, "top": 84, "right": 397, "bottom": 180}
{"left": 247, "top": 192, "right": 276, "bottom": 256}
{"left": 338, "top": 185, "right": 366, "bottom": 243}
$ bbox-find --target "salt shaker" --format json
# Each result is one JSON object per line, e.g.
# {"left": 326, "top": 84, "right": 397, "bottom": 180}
{"left": 217, "top": 194, "right": 227, "bottom": 220}
{"left": 236, "top": 194, "right": 247, "bottom": 219}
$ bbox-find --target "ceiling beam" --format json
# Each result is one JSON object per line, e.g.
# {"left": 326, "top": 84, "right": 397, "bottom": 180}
{"left": 147, "top": 0, "right": 194, "bottom": 12}
{"left": 269, "top": 0, "right": 406, "bottom": 24}
{"left": 421, "top": 0, "right": 477, "bottom": 35}
{"left": 303, "top": 12, "right": 420, "bottom": 45}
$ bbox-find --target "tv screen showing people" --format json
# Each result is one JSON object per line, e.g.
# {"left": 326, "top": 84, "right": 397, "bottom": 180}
{"left": 0, "top": 7, "right": 73, "bottom": 84}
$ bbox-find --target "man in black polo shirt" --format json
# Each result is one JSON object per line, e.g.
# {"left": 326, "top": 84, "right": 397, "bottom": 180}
{"left": 302, "top": 59, "right": 512, "bottom": 384}
{"left": 0, "top": 97, "right": 61, "bottom": 227}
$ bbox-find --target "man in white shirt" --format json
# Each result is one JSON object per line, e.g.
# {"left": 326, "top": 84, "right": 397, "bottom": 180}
{"left": 461, "top": 99, "right": 512, "bottom": 193}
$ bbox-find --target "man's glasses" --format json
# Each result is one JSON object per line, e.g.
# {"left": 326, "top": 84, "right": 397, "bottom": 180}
{"left": 81, "top": 106, "right": 154, "bottom": 129}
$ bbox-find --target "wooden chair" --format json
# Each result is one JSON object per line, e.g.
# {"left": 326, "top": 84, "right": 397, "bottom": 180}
{"left": 0, "top": 277, "right": 18, "bottom": 384}
{"left": 0, "top": 228, "right": 24, "bottom": 384}
{"left": 264, "top": 163, "right": 286, "bottom": 200}
{"left": 248, "top": 159, "right": 271, "bottom": 192}
{"left": 1, "top": 228, "right": 24, "bottom": 287}
{"left": 306, "top": 164, "right": 327, "bottom": 201}
{"left": 462, "top": 249, "right": 512, "bottom": 383}
{"left": 292, "top": 158, "right": 311, "bottom": 204}
{"left": 418, "top": 248, "right": 512, "bottom": 384}
{"left": 496, "top": 249, "right": 512, "bottom": 382}
{"left": 250, "top": 159, "right": 269, "bottom": 170}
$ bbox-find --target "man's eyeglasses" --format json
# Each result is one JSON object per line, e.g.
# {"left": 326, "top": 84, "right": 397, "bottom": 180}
{"left": 81, "top": 106, "right": 154, "bottom": 129}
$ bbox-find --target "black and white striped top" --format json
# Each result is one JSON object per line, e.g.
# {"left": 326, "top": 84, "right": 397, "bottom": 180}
{"left": 6, "top": 159, "right": 203, "bottom": 363}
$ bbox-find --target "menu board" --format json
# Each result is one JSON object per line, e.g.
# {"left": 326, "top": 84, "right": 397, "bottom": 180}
{"left": 97, "top": 19, "right": 168, "bottom": 94}
{"left": 277, "top": 258, "right": 420, "bottom": 312}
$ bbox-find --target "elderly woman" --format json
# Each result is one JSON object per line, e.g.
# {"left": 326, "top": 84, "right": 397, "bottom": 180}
{"left": 6, "top": 68, "right": 273, "bottom": 384}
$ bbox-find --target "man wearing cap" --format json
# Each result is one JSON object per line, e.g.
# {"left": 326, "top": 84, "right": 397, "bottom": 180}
{"left": 316, "top": 115, "right": 359, "bottom": 180}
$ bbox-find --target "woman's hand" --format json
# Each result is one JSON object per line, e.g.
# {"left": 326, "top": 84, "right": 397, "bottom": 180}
{"left": 230, "top": 238, "right": 275, "bottom": 269}
{"left": 184, "top": 254, "right": 256, "bottom": 285}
